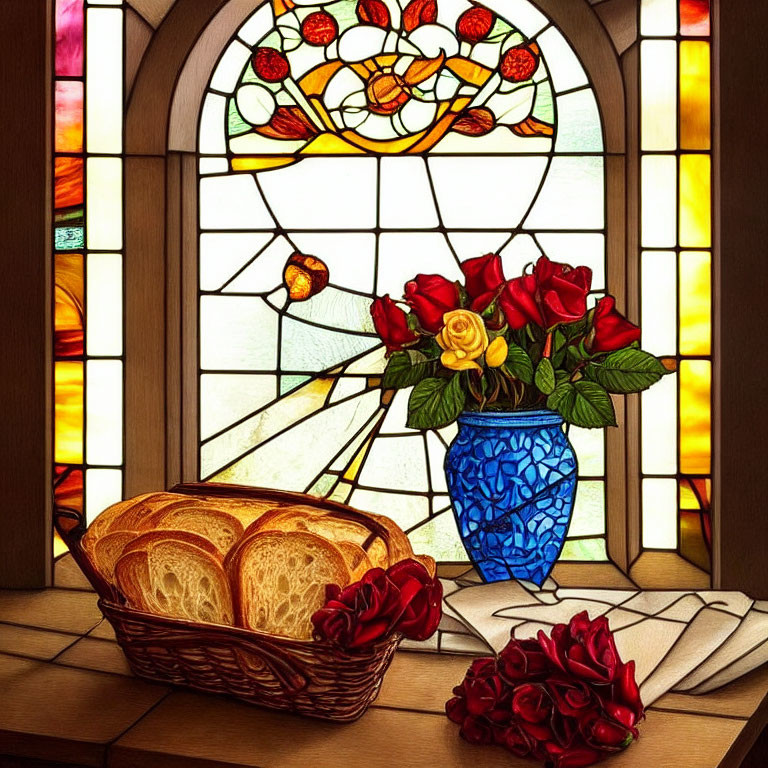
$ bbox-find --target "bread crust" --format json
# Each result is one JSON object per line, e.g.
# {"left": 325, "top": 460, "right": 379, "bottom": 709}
{"left": 92, "top": 529, "right": 139, "bottom": 582}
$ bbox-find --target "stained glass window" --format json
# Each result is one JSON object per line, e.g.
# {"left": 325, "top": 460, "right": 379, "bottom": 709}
{"left": 53, "top": 0, "right": 125, "bottom": 555}
{"left": 639, "top": 0, "right": 713, "bottom": 570}
{"left": 197, "top": 0, "right": 608, "bottom": 562}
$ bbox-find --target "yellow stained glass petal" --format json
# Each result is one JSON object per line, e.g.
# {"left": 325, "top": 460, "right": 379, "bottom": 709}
{"left": 55, "top": 361, "right": 83, "bottom": 464}
{"left": 679, "top": 251, "right": 711, "bottom": 355}
{"left": 230, "top": 156, "right": 298, "bottom": 172}
{"left": 680, "top": 154, "right": 711, "bottom": 247}
{"left": 680, "top": 41, "right": 711, "bottom": 150}
{"left": 680, "top": 360, "right": 711, "bottom": 474}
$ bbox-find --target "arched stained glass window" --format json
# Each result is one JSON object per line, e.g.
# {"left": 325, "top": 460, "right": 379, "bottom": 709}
{"left": 197, "top": 0, "right": 608, "bottom": 562}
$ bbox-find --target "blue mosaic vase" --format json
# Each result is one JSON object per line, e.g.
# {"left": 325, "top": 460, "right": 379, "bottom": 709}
{"left": 444, "top": 409, "right": 577, "bottom": 586}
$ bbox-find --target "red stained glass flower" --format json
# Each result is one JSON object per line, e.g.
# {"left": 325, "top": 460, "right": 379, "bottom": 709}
{"left": 456, "top": 7, "right": 495, "bottom": 43}
{"left": 500, "top": 44, "right": 539, "bottom": 82}
{"left": 252, "top": 47, "right": 290, "bottom": 83}
{"left": 301, "top": 11, "right": 338, "bottom": 46}
{"left": 453, "top": 107, "right": 495, "bottom": 136}
{"left": 357, "top": 0, "right": 391, "bottom": 29}
{"left": 283, "top": 252, "right": 329, "bottom": 301}
{"left": 402, "top": 0, "right": 438, "bottom": 32}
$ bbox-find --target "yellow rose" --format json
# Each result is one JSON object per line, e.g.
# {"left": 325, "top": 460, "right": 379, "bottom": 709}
{"left": 485, "top": 336, "right": 508, "bottom": 368}
{"left": 436, "top": 309, "right": 489, "bottom": 371}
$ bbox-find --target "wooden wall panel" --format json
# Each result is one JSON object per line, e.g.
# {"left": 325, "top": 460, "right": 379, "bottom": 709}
{"left": 0, "top": 0, "right": 52, "bottom": 588}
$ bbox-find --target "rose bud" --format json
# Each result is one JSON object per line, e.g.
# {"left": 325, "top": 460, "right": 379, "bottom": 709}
{"left": 587, "top": 296, "right": 642, "bottom": 353}
{"left": 366, "top": 72, "right": 411, "bottom": 115}
{"left": 283, "top": 252, "right": 329, "bottom": 301}
{"left": 501, "top": 43, "right": 539, "bottom": 82}
{"left": 485, "top": 336, "right": 508, "bottom": 368}
{"left": 370, "top": 295, "right": 419, "bottom": 354}
{"left": 499, "top": 274, "right": 545, "bottom": 329}
{"left": 404, "top": 273, "right": 460, "bottom": 333}
{"left": 534, "top": 255, "right": 592, "bottom": 327}
{"left": 357, "top": 0, "right": 390, "bottom": 28}
{"left": 301, "top": 11, "right": 338, "bottom": 46}
{"left": 580, "top": 712, "right": 635, "bottom": 751}
{"left": 461, "top": 253, "right": 505, "bottom": 302}
{"left": 498, "top": 637, "right": 552, "bottom": 683}
{"left": 453, "top": 107, "right": 496, "bottom": 136}
{"left": 456, "top": 7, "right": 495, "bottom": 43}
{"left": 402, "top": 0, "right": 437, "bottom": 32}
{"left": 252, "top": 47, "right": 290, "bottom": 83}
{"left": 512, "top": 683, "right": 554, "bottom": 724}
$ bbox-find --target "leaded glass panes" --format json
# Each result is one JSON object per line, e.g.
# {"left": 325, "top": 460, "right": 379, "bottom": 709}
{"left": 198, "top": 0, "right": 608, "bottom": 562}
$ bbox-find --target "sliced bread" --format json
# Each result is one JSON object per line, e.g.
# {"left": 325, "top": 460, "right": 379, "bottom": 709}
{"left": 91, "top": 529, "right": 139, "bottom": 582}
{"left": 151, "top": 506, "right": 244, "bottom": 557}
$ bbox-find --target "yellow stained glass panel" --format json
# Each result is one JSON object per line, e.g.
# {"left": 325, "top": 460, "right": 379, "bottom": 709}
{"left": 680, "top": 41, "right": 711, "bottom": 150}
{"left": 680, "top": 154, "right": 711, "bottom": 247}
{"left": 680, "top": 251, "right": 711, "bottom": 355}
{"left": 55, "top": 361, "right": 83, "bottom": 464}
{"left": 680, "top": 360, "right": 711, "bottom": 474}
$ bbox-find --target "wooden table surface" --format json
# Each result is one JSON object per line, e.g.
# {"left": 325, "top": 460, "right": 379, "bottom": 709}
{"left": 0, "top": 555, "right": 766, "bottom": 768}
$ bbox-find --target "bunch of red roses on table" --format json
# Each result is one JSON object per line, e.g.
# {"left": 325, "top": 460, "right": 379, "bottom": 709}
{"left": 311, "top": 559, "right": 442, "bottom": 649}
{"left": 370, "top": 253, "right": 669, "bottom": 431}
{"left": 446, "top": 612, "right": 644, "bottom": 768}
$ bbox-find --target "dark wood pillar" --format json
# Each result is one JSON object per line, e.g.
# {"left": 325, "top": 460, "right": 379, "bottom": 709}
{"left": 0, "top": 1, "right": 53, "bottom": 588}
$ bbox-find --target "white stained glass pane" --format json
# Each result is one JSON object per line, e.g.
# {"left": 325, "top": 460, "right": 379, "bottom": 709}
{"left": 199, "top": 175, "right": 275, "bottom": 230}
{"left": 429, "top": 156, "right": 549, "bottom": 229}
{"left": 524, "top": 156, "right": 604, "bottom": 230}
{"left": 289, "top": 232, "right": 376, "bottom": 294}
{"left": 349, "top": 488, "right": 430, "bottom": 532}
{"left": 86, "top": 157, "right": 122, "bottom": 250}
{"left": 210, "top": 40, "right": 252, "bottom": 94}
{"left": 640, "top": 0, "right": 677, "bottom": 36}
{"left": 641, "top": 251, "right": 677, "bottom": 356}
{"left": 86, "top": 253, "right": 122, "bottom": 356}
{"left": 224, "top": 236, "right": 294, "bottom": 294}
{"left": 499, "top": 234, "right": 542, "bottom": 277}
{"left": 358, "top": 436, "right": 430, "bottom": 492}
{"left": 479, "top": 0, "right": 548, "bottom": 36}
{"left": 200, "top": 373, "right": 277, "bottom": 440}
{"left": 642, "top": 478, "right": 677, "bottom": 549}
{"left": 407, "top": 511, "right": 468, "bottom": 562}
{"left": 281, "top": 317, "right": 379, "bottom": 371}
{"left": 380, "top": 158, "right": 439, "bottom": 229}
{"left": 199, "top": 158, "right": 229, "bottom": 175}
{"left": 85, "top": 469, "right": 122, "bottom": 526}
{"left": 568, "top": 426, "right": 604, "bottom": 476}
{"left": 536, "top": 234, "right": 605, "bottom": 289}
{"left": 641, "top": 41, "right": 677, "bottom": 151}
{"left": 641, "top": 155, "right": 677, "bottom": 248}
{"left": 199, "top": 94, "right": 227, "bottom": 155}
{"left": 238, "top": 5, "right": 274, "bottom": 46}
{"left": 567, "top": 481, "right": 605, "bottom": 537}
{"left": 258, "top": 158, "right": 377, "bottom": 230}
{"left": 448, "top": 232, "right": 514, "bottom": 262}
{"left": 554, "top": 89, "right": 603, "bottom": 152}
{"left": 86, "top": 360, "right": 123, "bottom": 466}
{"left": 426, "top": 431, "right": 448, "bottom": 493}
{"left": 642, "top": 371, "right": 677, "bottom": 475}
{"left": 377, "top": 232, "right": 462, "bottom": 296}
{"left": 200, "top": 232, "right": 274, "bottom": 291}
{"left": 86, "top": 8, "right": 122, "bottom": 153}
{"left": 200, "top": 296, "right": 278, "bottom": 370}
{"left": 536, "top": 27, "right": 589, "bottom": 93}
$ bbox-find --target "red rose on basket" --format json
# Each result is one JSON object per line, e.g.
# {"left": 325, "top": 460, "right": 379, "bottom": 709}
{"left": 461, "top": 253, "right": 506, "bottom": 312}
{"left": 370, "top": 295, "right": 419, "bottom": 353}
{"left": 311, "top": 558, "right": 442, "bottom": 648}
{"left": 404, "top": 274, "right": 460, "bottom": 333}
{"left": 587, "top": 296, "right": 642, "bottom": 353}
{"left": 498, "top": 637, "right": 553, "bottom": 683}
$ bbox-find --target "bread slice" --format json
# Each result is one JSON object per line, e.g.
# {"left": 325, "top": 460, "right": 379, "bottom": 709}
{"left": 356, "top": 509, "right": 415, "bottom": 565}
{"left": 115, "top": 530, "right": 234, "bottom": 626}
{"left": 92, "top": 529, "right": 139, "bottom": 582}
{"left": 414, "top": 554, "right": 436, "bottom": 578}
{"left": 227, "top": 530, "right": 351, "bottom": 640}
{"left": 151, "top": 506, "right": 244, "bottom": 557}
{"left": 335, "top": 540, "right": 373, "bottom": 581}
{"left": 200, "top": 497, "right": 285, "bottom": 528}
{"left": 82, "top": 492, "right": 160, "bottom": 555}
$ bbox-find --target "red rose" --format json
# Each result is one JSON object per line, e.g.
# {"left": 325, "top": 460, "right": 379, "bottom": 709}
{"left": 498, "top": 637, "right": 552, "bottom": 683}
{"left": 370, "top": 295, "right": 418, "bottom": 353}
{"left": 588, "top": 296, "right": 641, "bottom": 353}
{"left": 387, "top": 559, "right": 443, "bottom": 640}
{"left": 456, "top": 7, "right": 495, "bottom": 43}
{"left": 538, "top": 612, "right": 621, "bottom": 685}
{"left": 461, "top": 253, "right": 505, "bottom": 312}
{"left": 453, "top": 107, "right": 495, "bottom": 137}
{"left": 402, "top": 0, "right": 437, "bottom": 32}
{"left": 460, "top": 714, "right": 495, "bottom": 745}
{"left": 580, "top": 711, "right": 634, "bottom": 751}
{"left": 499, "top": 274, "right": 545, "bottom": 329}
{"left": 547, "top": 675, "right": 599, "bottom": 719}
{"left": 301, "top": 11, "right": 338, "bottom": 46}
{"left": 512, "top": 683, "right": 553, "bottom": 724}
{"left": 534, "top": 256, "right": 592, "bottom": 327}
{"left": 404, "top": 274, "right": 460, "bottom": 333}
{"left": 445, "top": 695, "right": 467, "bottom": 724}
{"left": 542, "top": 742, "right": 603, "bottom": 768}
{"left": 252, "top": 47, "right": 290, "bottom": 83}
{"left": 501, "top": 44, "right": 539, "bottom": 82}
{"left": 601, "top": 661, "right": 644, "bottom": 729}
{"left": 500, "top": 722, "right": 535, "bottom": 758}
{"left": 462, "top": 664, "right": 506, "bottom": 716}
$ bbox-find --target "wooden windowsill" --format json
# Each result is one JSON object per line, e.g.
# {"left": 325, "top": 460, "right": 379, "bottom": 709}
{"left": 0, "top": 556, "right": 764, "bottom": 768}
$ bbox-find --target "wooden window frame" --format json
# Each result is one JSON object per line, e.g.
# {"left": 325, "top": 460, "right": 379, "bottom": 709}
{"left": 3, "top": 0, "right": 767, "bottom": 596}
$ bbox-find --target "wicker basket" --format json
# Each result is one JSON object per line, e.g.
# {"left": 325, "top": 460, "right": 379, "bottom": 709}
{"left": 54, "top": 482, "right": 402, "bottom": 722}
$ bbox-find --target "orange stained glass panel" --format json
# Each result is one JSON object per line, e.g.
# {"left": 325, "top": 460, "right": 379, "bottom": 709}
{"left": 680, "top": 41, "right": 711, "bottom": 150}
{"left": 54, "top": 254, "right": 84, "bottom": 357}
{"left": 55, "top": 361, "right": 83, "bottom": 464}
{"left": 680, "top": 0, "right": 710, "bottom": 36}
{"left": 55, "top": 80, "right": 83, "bottom": 153}
{"left": 679, "top": 154, "right": 711, "bottom": 247}
{"left": 54, "top": 156, "right": 84, "bottom": 210}
{"left": 680, "top": 360, "right": 711, "bottom": 474}
{"left": 679, "top": 251, "right": 711, "bottom": 355}
{"left": 54, "top": 464, "right": 83, "bottom": 512}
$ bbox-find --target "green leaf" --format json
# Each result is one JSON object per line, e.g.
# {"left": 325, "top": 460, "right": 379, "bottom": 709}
{"left": 504, "top": 343, "right": 534, "bottom": 384}
{"left": 406, "top": 374, "right": 466, "bottom": 430}
{"left": 562, "top": 316, "right": 589, "bottom": 341}
{"left": 382, "top": 351, "right": 433, "bottom": 389}
{"left": 585, "top": 348, "right": 669, "bottom": 393}
{"left": 535, "top": 358, "right": 556, "bottom": 395}
{"left": 547, "top": 380, "right": 617, "bottom": 428}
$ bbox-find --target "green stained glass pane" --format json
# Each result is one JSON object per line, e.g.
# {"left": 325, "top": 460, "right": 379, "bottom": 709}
{"left": 533, "top": 80, "right": 554, "bottom": 124}
{"left": 567, "top": 481, "right": 605, "bottom": 537}
{"left": 55, "top": 226, "right": 85, "bottom": 250}
{"left": 560, "top": 538, "right": 608, "bottom": 561}
{"left": 280, "top": 374, "right": 311, "bottom": 395}
{"left": 308, "top": 473, "right": 337, "bottom": 496}
{"left": 227, "top": 98, "right": 251, "bottom": 137}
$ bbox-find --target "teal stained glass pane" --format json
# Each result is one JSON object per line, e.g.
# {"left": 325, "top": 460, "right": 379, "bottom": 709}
{"left": 55, "top": 226, "right": 85, "bottom": 250}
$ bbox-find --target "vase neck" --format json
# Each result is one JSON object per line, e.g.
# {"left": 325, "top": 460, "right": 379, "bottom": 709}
{"left": 457, "top": 409, "right": 564, "bottom": 429}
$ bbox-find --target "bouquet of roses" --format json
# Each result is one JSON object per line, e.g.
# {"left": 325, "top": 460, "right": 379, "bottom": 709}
{"left": 370, "top": 254, "right": 669, "bottom": 430}
{"left": 446, "top": 612, "right": 644, "bottom": 768}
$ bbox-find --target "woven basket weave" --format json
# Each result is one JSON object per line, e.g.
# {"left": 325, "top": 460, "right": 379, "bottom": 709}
{"left": 54, "top": 482, "right": 402, "bottom": 722}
